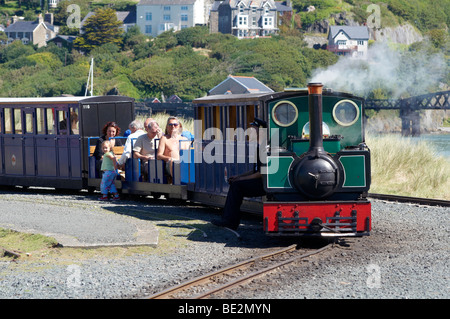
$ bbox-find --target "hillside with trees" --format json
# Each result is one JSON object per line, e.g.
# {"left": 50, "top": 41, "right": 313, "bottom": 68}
{"left": 0, "top": 0, "right": 448, "bottom": 101}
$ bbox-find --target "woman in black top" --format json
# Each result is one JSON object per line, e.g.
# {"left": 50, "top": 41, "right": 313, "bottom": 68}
{"left": 93, "top": 122, "right": 123, "bottom": 175}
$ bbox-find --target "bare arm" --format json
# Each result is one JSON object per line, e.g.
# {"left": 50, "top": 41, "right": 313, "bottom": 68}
{"left": 133, "top": 151, "right": 150, "bottom": 161}
{"left": 157, "top": 137, "right": 171, "bottom": 162}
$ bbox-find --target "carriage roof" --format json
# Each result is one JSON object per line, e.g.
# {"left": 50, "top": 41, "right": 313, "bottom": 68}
{"left": 192, "top": 89, "right": 362, "bottom": 106}
{"left": 0, "top": 96, "right": 134, "bottom": 105}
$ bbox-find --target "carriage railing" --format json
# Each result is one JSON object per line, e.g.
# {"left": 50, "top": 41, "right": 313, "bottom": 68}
{"left": 87, "top": 136, "right": 127, "bottom": 179}
{"left": 125, "top": 138, "right": 195, "bottom": 185}
{"left": 194, "top": 140, "right": 259, "bottom": 196}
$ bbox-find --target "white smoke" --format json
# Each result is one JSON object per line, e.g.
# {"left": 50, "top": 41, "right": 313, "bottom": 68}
{"left": 310, "top": 42, "right": 447, "bottom": 99}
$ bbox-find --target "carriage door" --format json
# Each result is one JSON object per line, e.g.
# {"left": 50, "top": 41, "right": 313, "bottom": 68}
{"left": 79, "top": 99, "right": 134, "bottom": 179}
{"left": 54, "top": 105, "right": 81, "bottom": 179}
{"left": 3, "top": 108, "right": 24, "bottom": 176}
{"left": 22, "top": 107, "right": 36, "bottom": 176}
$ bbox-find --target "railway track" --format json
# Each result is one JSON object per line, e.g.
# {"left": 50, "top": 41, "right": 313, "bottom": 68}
{"left": 368, "top": 193, "right": 450, "bottom": 207}
{"left": 148, "top": 243, "right": 333, "bottom": 299}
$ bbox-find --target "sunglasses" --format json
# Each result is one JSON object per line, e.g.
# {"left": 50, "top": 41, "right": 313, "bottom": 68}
{"left": 168, "top": 123, "right": 179, "bottom": 127}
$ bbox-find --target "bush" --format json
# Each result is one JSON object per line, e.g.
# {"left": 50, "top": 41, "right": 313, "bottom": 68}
{"left": 0, "top": 40, "right": 35, "bottom": 63}
{"left": 26, "top": 52, "right": 64, "bottom": 70}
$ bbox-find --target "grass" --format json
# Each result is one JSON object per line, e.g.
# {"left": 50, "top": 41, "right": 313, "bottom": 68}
{"left": 367, "top": 134, "right": 450, "bottom": 200}
{"left": 0, "top": 228, "right": 58, "bottom": 259}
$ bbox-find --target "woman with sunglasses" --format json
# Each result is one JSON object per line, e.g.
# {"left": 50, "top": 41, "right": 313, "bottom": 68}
{"left": 157, "top": 116, "right": 190, "bottom": 183}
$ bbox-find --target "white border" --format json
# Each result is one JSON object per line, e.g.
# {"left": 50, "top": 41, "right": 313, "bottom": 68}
{"left": 266, "top": 156, "right": 294, "bottom": 189}
{"left": 339, "top": 155, "right": 366, "bottom": 187}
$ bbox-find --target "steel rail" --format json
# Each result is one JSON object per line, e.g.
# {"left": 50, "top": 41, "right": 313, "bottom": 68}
{"left": 194, "top": 243, "right": 333, "bottom": 299}
{"left": 148, "top": 244, "right": 298, "bottom": 299}
{"left": 148, "top": 243, "right": 332, "bottom": 299}
{"left": 368, "top": 193, "right": 450, "bottom": 207}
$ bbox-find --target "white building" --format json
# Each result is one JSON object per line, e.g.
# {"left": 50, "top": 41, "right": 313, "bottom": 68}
{"left": 210, "top": 0, "right": 291, "bottom": 39}
{"left": 4, "top": 14, "right": 58, "bottom": 47}
{"left": 40, "top": 0, "right": 61, "bottom": 9}
{"left": 136, "top": 0, "right": 210, "bottom": 37}
{"left": 327, "top": 26, "right": 369, "bottom": 58}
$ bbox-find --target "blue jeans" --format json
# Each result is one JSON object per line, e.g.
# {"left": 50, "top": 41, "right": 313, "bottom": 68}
{"left": 100, "top": 170, "right": 118, "bottom": 195}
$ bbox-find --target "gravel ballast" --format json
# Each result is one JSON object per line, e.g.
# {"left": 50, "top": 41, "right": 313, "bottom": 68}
{"left": 0, "top": 189, "right": 448, "bottom": 299}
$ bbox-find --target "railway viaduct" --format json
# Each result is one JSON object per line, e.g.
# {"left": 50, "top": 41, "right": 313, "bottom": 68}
{"left": 365, "top": 91, "right": 450, "bottom": 136}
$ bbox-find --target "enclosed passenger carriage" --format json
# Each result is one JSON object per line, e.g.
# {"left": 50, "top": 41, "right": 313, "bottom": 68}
{"left": 0, "top": 96, "right": 134, "bottom": 190}
{"left": 193, "top": 83, "right": 371, "bottom": 236}
{"left": 191, "top": 92, "right": 270, "bottom": 212}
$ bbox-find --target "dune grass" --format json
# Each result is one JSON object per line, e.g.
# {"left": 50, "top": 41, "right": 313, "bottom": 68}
{"left": 366, "top": 134, "right": 450, "bottom": 200}
{"left": 136, "top": 112, "right": 194, "bottom": 134}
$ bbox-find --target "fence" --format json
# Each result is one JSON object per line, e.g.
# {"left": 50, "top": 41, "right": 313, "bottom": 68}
{"left": 135, "top": 101, "right": 194, "bottom": 118}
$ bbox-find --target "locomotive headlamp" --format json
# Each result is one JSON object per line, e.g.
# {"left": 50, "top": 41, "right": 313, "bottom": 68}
{"left": 302, "top": 122, "right": 330, "bottom": 138}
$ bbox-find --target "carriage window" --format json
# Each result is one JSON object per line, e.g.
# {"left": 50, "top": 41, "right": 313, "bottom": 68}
{"left": 211, "top": 106, "right": 221, "bottom": 140}
{"left": 272, "top": 101, "right": 298, "bottom": 127}
{"left": 246, "top": 105, "right": 255, "bottom": 130}
{"left": 70, "top": 108, "right": 79, "bottom": 135}
{"left": 36, "top": 108, "right": 46, "bottom": 134}
{"left": 58, "top": 110, "right": 69, "bottom": 135}
{"left": 4, "top": 108, "right": 12, "bottom": 134}
{"left": 14, "top": 109, "right": 22, "bottom": 134}
{"left": 332, "top": 100, "right": 359, "bottom": 126}
{"left": 47, "top": 109, "right": 55, "bottom": 134}
{"left": 25, "top": 113, "right": 33, "bottom": 134}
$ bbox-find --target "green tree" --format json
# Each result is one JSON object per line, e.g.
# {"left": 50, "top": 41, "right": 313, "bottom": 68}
{"left": 131, "top": 55, "right": 176, "bottom": 97}
{"left": 175, "top": 26, "right": 209, "bottom": 48}
{"left": 0, "top": 40, "right": 35, "bottom": 63}
{"left": 74, "top": 7, "right": 124, "bottom": 52}
{"left": 427, "top": 29, "right": 449, "bottom": 51}
{"left": 123, "top": 25, "right": 149, "bottom": 51}
{"left": 27, "top": 52, "right": 64, "bottom": 70}
{"left": 152, "top": 30, "right": 177, "bottom": 53}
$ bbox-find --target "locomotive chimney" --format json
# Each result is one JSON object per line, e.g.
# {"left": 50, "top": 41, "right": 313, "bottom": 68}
{"left": 307, "top": 82, "right": 325, "bottom": 156}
